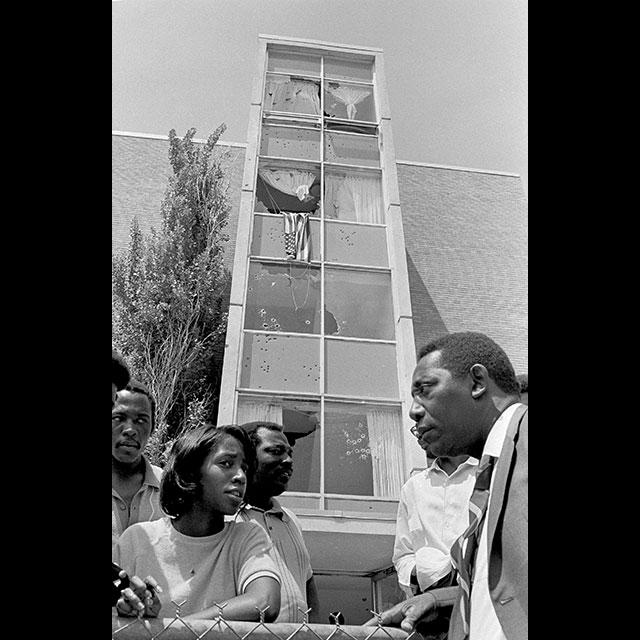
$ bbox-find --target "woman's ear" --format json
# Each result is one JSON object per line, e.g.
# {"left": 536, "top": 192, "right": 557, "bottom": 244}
{"left": 469, "top": 364, "right": 488, "bottom": 399}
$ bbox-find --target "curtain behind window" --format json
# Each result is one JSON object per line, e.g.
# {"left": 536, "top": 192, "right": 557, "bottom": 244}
{"left": 368, "top": 407, "right": 405, "bottom": 498}
{"left": 259, "top": 168, "right": 317, "bottom": 202}
{"left": 324, "top": 174, "right": 383, "bottom": 223}
{"left": 236, "top": 399, "right": 284, "bottom": 425}
{"left": 265, "top": 77, "right": 321, "bottom": 115}
{"left": 326, "top": 84, "right": 371, "bottom": 120}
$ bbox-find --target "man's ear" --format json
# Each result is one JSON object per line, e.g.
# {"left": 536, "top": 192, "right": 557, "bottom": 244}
{"left": 469, "top": 364, "right": 488, "bottom": 399}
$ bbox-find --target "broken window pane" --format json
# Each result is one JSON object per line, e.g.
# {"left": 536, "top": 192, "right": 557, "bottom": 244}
{"left": 324, "top": 268, "right": 394, "bottom": 339}
{"left": 324, "top": 82, "right": 375, "bottom": 122}
{"left": 255, "top": 164, "right": 321, "bottom": 214}
{"left": 261, "top": 125, "right": 321, "bottom": 161}
{"left": 240, "top": 332, "right": 320, "bottom": 393}
{"left": 245, "top": 262, "right": 322, "bottom": 333}
{"left": 325, "top": 131, "right": 379, "bottom": 167}
{"left": 236, "top": 395, "right": 321, "bottom": 493}
{"left": 324, "top": 221, "right": 388, "bottom": 267}
{"left": 264, "top": 74, "right": 321, "bottom": 115}
{"left": 324, "top": 402, "right": 404, "bottom": 497}
{"left": 325, "top": 340, "right": 399, "bottom": 399}
{"left": 252, "top": 214, "right": 321, "bottom": 261}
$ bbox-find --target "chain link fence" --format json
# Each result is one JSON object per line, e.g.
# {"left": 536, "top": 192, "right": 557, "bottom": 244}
{"left": 112, "top": 605, "right": 424, "bottom": 640}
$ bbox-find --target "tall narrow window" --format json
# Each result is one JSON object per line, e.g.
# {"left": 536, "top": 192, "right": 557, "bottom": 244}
{"left": 222, "top": 42, "right": 412, "bottom": 507}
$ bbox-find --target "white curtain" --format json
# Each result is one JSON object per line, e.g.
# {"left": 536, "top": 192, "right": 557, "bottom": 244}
{"left": 236, "top": 399, "right": 283, "bottom": 425}
{"left": 259, "top": 168, "right": 317, "bottom": 202}
{"left": 326, "top": 84, "right": 371, "bottom": 120}
{"left": 367, "top": 408, "right": 404, "bottom": 498}
{"left": 324, "top": 173, "right": 383, "bottom": 223}
{"left": 265, "top": 77, "right": 320, "bottom": 115}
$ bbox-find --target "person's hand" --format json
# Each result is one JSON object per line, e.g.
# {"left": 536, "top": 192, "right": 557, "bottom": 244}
{"left": 363, "top": 592, "right": 438, "bottom": 633}
{"left": 116, "top": 574, "right": 162, "bottom": 618}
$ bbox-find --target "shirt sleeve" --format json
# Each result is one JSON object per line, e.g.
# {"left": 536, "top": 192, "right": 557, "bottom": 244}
{"left": 392, "top": 490, "right": 417, "bottom": 597}
{"left": 283, "top": 507, "right": 313, "bottom": 582}
{"left": 237, "top": 522, "right": 281, "bottom": 593}
{"left": 414, "top": 547, "right": 454, "bottom": 591}
{"left": 392, "top": 485, "right": 453, "bottom": 594}
{"left": 112, "top": 525, "right": 137, "bottom": 574}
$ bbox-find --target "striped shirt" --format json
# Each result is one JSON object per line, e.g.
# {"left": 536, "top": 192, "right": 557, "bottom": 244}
{"left": 234, "top": 499, "right": 313, "bottom": 622}
{"left": 112, "top": 456, "right": 163, "bottom": 549}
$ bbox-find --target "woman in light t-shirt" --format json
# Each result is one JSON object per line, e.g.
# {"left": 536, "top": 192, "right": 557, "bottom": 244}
{"left": 113, "top": 424, "right": 281, "bottom": 622}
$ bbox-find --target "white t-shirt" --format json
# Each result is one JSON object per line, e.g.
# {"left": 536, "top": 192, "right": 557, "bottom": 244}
{"left": 113, "top": 516, "right": 280, "bottom": 618}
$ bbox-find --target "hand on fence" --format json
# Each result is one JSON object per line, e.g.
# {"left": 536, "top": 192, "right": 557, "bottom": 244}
{"left": 116, "top": 574, "right": 162, "bottom": 618}
{"left": 363, "top": 592, "right": 438, "bottom": 633}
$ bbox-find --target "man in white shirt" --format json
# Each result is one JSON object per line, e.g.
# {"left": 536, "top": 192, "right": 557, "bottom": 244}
{"left": 365, "top": 331, "right": 528, "bottom": 640}
{"left": 392, "top": 450, "right": 477, "bottom": 597}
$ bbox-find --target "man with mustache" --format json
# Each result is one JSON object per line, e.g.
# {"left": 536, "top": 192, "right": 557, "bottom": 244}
{"left": 112, "top": 379, "right": 163, "bottom": 550}
{"left": 365, "top": 332, "right": 527, "bottom": 640}
{"left": 235, "top": 421, "right": 320, "bottom": 623}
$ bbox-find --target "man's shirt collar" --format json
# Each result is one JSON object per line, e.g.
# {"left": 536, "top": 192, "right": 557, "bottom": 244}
{"left": 242, "top": 497, "right": 288, "bottom": 521}
{"left": 425, "top": 455, "right": 478, "bottom": 477}
{"left": 483, "top": 402, "right": 524, "bottom": 459}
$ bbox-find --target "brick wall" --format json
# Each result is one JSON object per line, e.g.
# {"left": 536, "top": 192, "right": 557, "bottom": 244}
{"left": 398, "top": 163, "right": 528, "bottom": 373}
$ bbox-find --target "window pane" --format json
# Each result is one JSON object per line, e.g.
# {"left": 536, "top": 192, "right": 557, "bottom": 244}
{"left": 261, "top": 125, "right": 320, "bottom": 161}
{"left": 264, "top": 75, "right": 321, "bottom": 115}
{"left": 267, "top": 50, "right": 321, "bottom": 76}
{"left": 252, "top": 215, "right": 320, "bottom": 261}
{"left": 240, "top": 332, "right": 320, "bottom": 393}
{"left": 325, "top": 132, "right": 379, "bottom": 167}
{"left": 325, "top": 340, "right": 398, "bottom": 398}
{"left": 256, "top": 165, "right": 321, "bottom": 214}
{"left": 324, "top": 402, "right": 404, "bottom": 498}
{"left": 324, "top": 171, "right": 383, "bottom": 223}
{"left": 245, "top": 263, "right": 322, "bottom": 334}
{"left": 325, "top": 221, "right": 388, "bottom": 267}
{"left": 324, "top": 56, "right": 373, "bottom": 82}
{"left": 236, "top": 395, "right": 321, "bottom": 493}
{"left": 324, "top": 82, "right": 375, "bottom": 122}
{"left": 324, "top": 269, "right": 394, "bottom": 339}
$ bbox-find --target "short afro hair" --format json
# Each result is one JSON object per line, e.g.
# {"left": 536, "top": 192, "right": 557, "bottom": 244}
{"left": 121, "top": 379, "right": 156, "bottom": 432}
{"left": 418, "top": 331, "right": 519, "bottom": 395}
{"left": 112, "top": 349, "right": 130, "bottom": 391}
{"left": 238, "top": 421, "right": 285, "bottom": 450}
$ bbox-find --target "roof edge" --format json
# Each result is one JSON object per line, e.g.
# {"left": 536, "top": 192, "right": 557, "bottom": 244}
{"left": 111, "top": 130, "right": 248, "bottom": 149}
{"left": 258, "top": 33, "right": 383, "bottom": 53}
{"left": 396, "top": 159, "right": 520, "bottom": 178}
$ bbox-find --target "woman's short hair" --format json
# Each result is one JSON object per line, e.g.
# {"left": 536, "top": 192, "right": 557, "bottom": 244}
{"left": 160, "top": 424, "right": 255, "bottom": 518}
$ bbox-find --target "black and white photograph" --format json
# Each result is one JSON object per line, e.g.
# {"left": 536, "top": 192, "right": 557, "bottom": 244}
{"left": 112, "top": 2, "right": 527, "bottom": 638}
